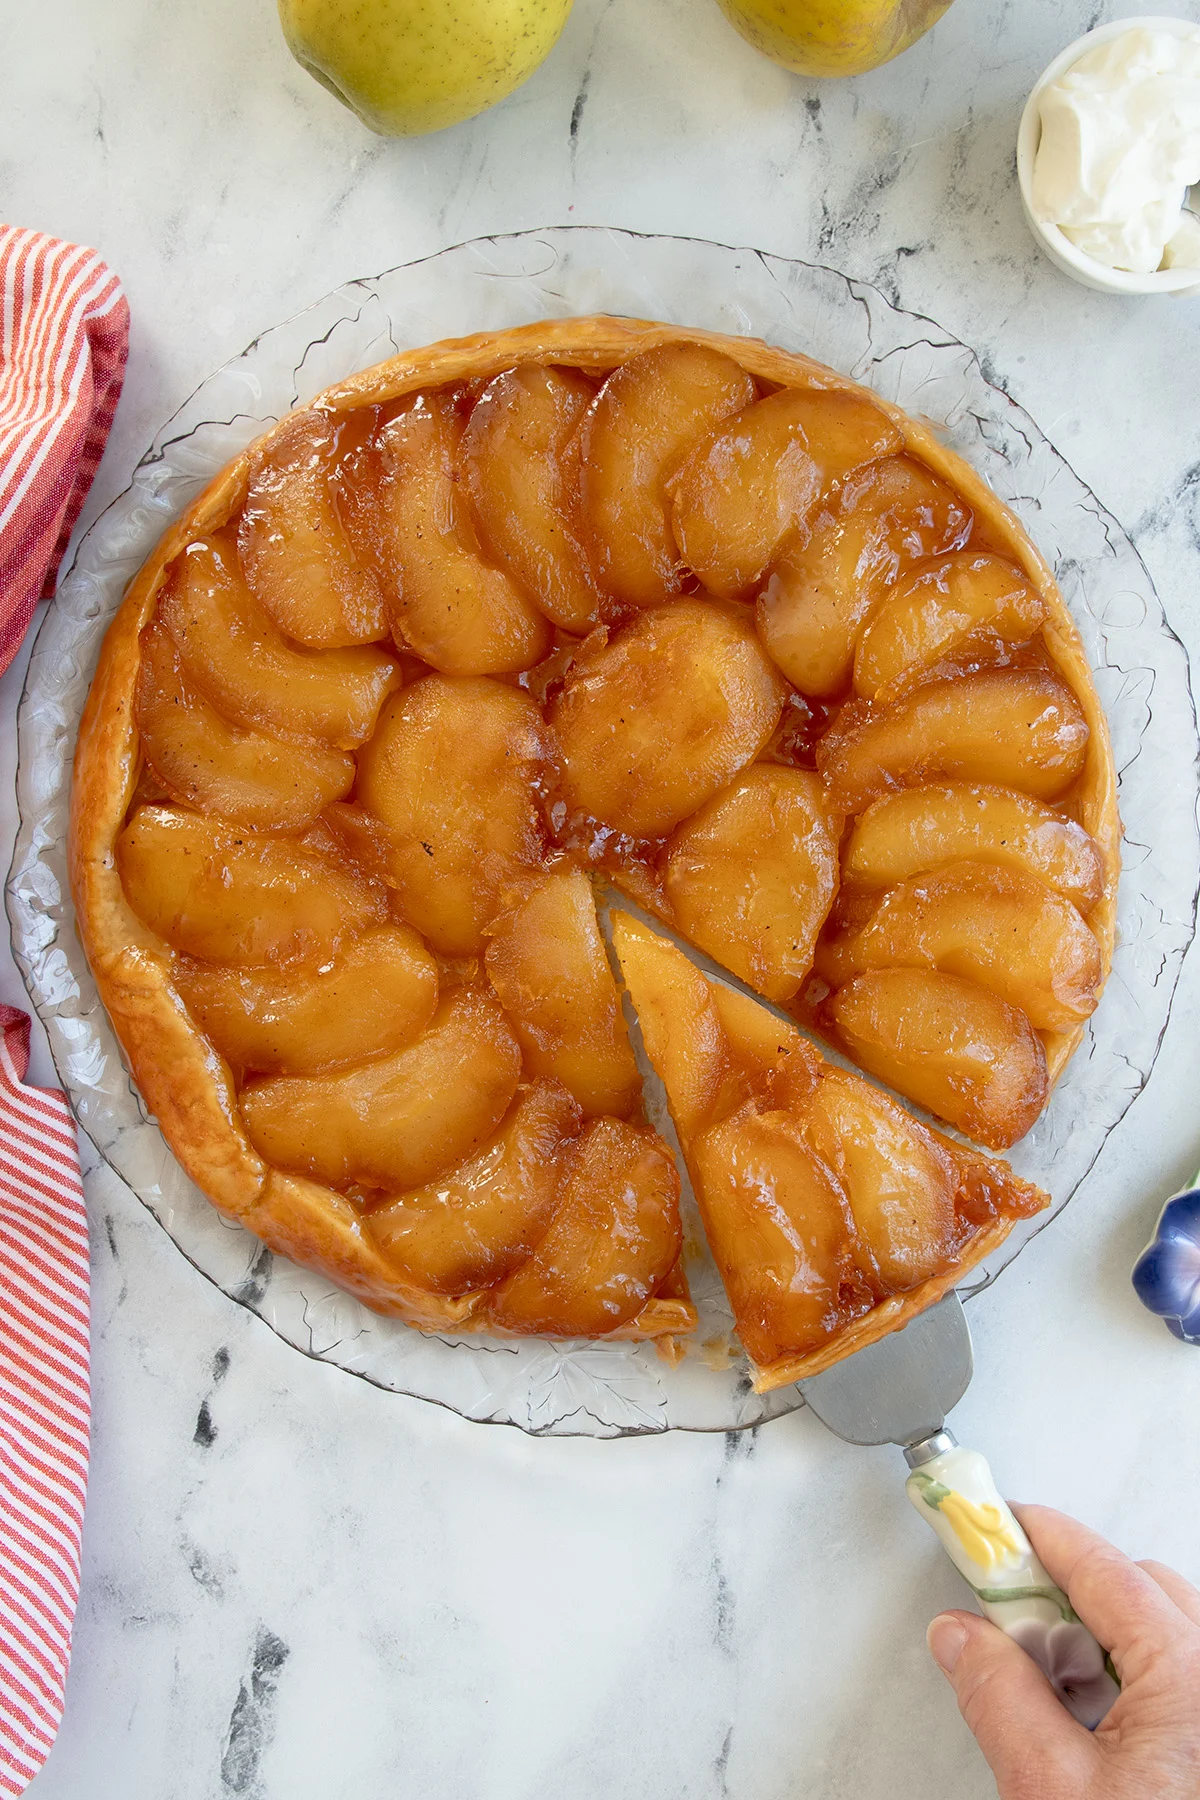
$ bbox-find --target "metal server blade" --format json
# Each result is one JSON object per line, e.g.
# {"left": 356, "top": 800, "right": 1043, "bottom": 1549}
{"left": 798, "top": 1291, "right": 974, "bottom": 1449}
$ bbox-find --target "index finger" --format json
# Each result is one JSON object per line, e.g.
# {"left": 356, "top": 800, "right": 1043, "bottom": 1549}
{"left": 1012, "top": 1503, "right": 1200, "bottom": 1682}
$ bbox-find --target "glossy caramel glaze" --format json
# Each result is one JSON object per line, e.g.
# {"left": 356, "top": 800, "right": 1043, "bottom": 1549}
{"left": 70, "top": 316, "right": 1118, "bottom": 1364}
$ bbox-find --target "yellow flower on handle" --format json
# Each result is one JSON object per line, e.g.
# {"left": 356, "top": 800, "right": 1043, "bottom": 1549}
{"left": 938, "top": 1491, "right": 1023, "bottom": 1571}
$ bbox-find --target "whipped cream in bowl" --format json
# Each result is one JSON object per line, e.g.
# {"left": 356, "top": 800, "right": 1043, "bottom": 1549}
{"left": 1017, "top": 16, "right": 1200, "bottom": 297}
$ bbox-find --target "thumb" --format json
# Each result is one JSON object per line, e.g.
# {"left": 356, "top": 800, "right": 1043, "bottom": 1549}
{"left": 927, "top": 1611, "right": 1097, "bottom": 1797}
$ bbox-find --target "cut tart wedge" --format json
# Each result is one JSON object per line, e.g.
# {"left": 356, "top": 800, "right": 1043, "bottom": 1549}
{"left": 612, "top": 914, "right": 1048, "bottom": 1392}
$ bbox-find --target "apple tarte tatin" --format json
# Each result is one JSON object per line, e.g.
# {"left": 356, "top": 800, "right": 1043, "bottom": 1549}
{"left": 70, "top": 317, "right": 1118, "bottom": 1388}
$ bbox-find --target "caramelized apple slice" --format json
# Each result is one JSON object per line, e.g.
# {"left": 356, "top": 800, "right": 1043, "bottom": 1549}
{"left": 375, "top": 393, "right": 552, "bottom": 675}
{"left": 691, "top": 1103, "right": 866, "bottom": 1366}
{"left": 709, "top": 984, "right": 824, "bottom": 1114}
{"left": 117, "top": 806, "right": 386, "bottom": 965}
{"left": 240, "top": 987, "right": 522, "bottom": 1190}
{"left": 238, "top": 409, "right": 387, "bottom": 647}
{"left": 803, "top": 1072, "right": 957, "bottom": 1290}
{"left": 175, "top": 924, "right": 438, "bottom": 1074}
{"left": 612, "top": 913, "right": 733, "bottom": 1137}
{"left": 671, "top": 387, "right": 901, "bottom": 600}
{"left": 487, "top": 1118, "right": 682, "bottom": 1335}
{"left": 463, "top": 364, "right": 600, "bottom": 632}
{"left": 817, "top": 860, "right": 1102, "bottom": 1031}
{"left": 853, "top": 553, "right": 1045, "bottom": 699}
{"left": 484, "top": 865, "right": 639, "bottom": 1117}
{"left": 158, "top": 536, "right": 401, "bottom": 748}
{"left": 816, "top": 668, "right": 1090, "bottom": 813}
{"left": 355, "top": 674, "right": 547, "bottom": 955}
{"left": 825, "top": 969, "right": 1048, "bottom": 1150}
{"left": 330, "top": 409, "right": 392, "bottom": 584}
{"left": 134, "top": 622, "right": 354, "bottom": 831}
{"left": 612, "top": 911, "right": 824, "bottom": 1137}
{"left": 367, "top": 1081, "right": 583, "bottom": 1294}
{"left": 662, "top": 766, "right": 840, "bottom": 1002}
{"left": 756, "top": 455, "right": 973, "bottom": 696}
{"left": 842, "top": 783, "right": 1105, "bottom": 911}
{"left": 550, "top": 600, "right": 785, "bottom": 838}
{"left": 579, "top": 344, "right": 756, "bottom": 605}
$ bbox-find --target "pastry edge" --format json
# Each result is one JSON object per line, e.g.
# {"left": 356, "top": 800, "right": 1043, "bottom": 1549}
{"left": 749, "top": 1210, "right": 1034, "bottom": 1393}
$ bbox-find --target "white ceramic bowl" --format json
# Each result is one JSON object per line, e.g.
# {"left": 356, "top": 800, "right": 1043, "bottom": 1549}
{"left": 1016, "top": 14, "right": 1200, "bottom": 297}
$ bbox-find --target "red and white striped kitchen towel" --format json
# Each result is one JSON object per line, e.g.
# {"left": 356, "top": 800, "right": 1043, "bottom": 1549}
{"left": 1, "top": 225, "right": 129, "bottom": 675}
{"left": 0, "top": 1010, "right": 89, "bottom": 1796}
{"left": 0, "top": 224, "right": 129, "bottom": 1793}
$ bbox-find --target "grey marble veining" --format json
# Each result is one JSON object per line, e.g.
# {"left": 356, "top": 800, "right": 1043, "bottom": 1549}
{"left": 4, "top": 0, "right": 1200, "bottom": 1793}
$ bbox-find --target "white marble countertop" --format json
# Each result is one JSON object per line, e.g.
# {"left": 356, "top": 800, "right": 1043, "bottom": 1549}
{"left": 6, "top": 1, "right": 1200, "bottom": 1793}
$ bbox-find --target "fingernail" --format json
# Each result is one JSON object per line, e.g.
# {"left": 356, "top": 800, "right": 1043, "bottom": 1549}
{"left": 927, "top": 1615, "right": 968, "bottom": 1675}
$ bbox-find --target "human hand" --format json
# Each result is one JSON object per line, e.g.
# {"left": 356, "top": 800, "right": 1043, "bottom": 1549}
{"left": 926, "top": 1504, "right": 1200, "bottom": 1799}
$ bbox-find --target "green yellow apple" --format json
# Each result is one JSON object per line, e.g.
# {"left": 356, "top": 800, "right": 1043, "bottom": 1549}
{"left": 277, "top": 0, "right": 575, "bottom": 136}
{"left": 711, "top": 0, "right": 954, "bottom": 78}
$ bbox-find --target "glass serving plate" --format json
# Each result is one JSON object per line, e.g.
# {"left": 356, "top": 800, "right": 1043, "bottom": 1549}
{"left": 8, "top": 228, "right": 1197, "bottom": 1438}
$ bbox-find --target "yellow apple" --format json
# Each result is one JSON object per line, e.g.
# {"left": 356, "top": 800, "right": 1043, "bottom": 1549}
{"left": 278, "top": 0, "right": 574, "bottom": 137}
{"left": 712, "top": 0, "right": 954, "bottom": 78}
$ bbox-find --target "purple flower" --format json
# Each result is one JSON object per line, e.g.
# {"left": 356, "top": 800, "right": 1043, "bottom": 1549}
{"left": 1132, "top": 1188, "right": 1200, "bottom": 1344}
{"left": 1006, "top": 1616, "right": 1120, "bottom": 1729}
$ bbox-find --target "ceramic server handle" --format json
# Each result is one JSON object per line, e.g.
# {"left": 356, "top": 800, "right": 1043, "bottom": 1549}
{"left": 905, "top": 1435, "right": 1119, "bottom": 1728}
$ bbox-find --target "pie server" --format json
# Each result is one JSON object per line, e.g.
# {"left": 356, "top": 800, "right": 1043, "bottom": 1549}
{"left": 798, "top": 1291, "right": 1120, "bottom": 1727}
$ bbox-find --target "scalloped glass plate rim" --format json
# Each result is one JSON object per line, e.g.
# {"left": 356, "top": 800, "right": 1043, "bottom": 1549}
{"left": 7, "top": 226, "right": 1197, "bottom": 1437}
